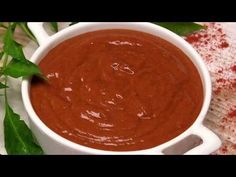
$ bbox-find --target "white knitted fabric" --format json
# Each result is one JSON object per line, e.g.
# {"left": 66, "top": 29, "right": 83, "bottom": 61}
{"left": 190, "top": 23, "right": 236, "bottom": 154}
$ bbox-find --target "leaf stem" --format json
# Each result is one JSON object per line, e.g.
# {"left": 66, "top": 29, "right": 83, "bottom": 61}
{"left": 1, "top": 53, "right": 9, "bottom": 103}
{"left": 2, "top": 53, "right": 8, "bottom": 69}
{"left": 0, "top": 53, "right": 8, "bottom": 77}
{"left": 4, "top": 75, "right": 8, "bottom": 103}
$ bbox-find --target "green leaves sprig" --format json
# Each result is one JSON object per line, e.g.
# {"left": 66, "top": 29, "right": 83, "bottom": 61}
{"left": 153, "top": 22, "right": 205, "bottom": 36}
{"left": 0, "top": 23, "right": 44, "bottom": 155}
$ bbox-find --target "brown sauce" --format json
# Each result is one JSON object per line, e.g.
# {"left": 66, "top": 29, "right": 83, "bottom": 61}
{"left": 30, "top": 29, "right": 203, "bottom": 151}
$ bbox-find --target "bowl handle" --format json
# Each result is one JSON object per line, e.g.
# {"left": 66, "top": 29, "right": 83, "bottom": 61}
{"left": 184, "top": 125, "right": 221, "bottom": 155}
{"left": 27, "top": 22, "right": 50, "bottom": 46}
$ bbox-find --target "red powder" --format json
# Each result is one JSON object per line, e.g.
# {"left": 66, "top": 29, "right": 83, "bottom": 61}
{"left": 185, "top": 23, "right": 229, "bottom": 64}
{"left": 203, "top": 34, "right": 208, "bottom": 38}
{"left": 185, "top": 34, "right": 203, "bottom": 43}
{"left": 232, "top": 82, "right": 236, "bottom": 89}
{"left": 219, "top": 41, "right": 229, "bottom": 48}
{"left": 221, "top": 146, "right": 228, "bottom": 153}
{"left": 228, "top": 110, "right": 236, "bottom": 118}
{"left": 214, "top": 87, "right": 222, "bottom": 95}
{"left": 217, "top": 28, "right": 223, "bottom": 33}
{"left": 216, "top": 78, "right": 226, "bottom": 83}
{"left": 231, "top": 65, "right": 236, "bottom": 73}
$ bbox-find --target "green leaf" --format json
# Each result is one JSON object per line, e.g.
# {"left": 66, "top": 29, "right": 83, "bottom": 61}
{"left": 3, "top": 58, "right": 42, "bottom": 78}
{"left": 50, "top": 22, "right": 58, "bottom": 32}
{"left": 153, "top": 22, "right": 205, "bottom": 36}
{"left": 0, "top": 82, "right": 8, "bottom": 89}
{"left": 4, "top": 102, "right": 44, "bottom": 155}
{"left": 3, "top": 25, "right": 26, "bottom": 61}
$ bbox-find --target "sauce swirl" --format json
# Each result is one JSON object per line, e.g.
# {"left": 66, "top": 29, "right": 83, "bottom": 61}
{"left": 30, "top": 29, "right": 203, "bottom": 151}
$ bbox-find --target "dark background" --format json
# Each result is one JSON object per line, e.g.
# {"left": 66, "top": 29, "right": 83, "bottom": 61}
{"left": 2, "top": 0, "right": 236, "bottom": 21}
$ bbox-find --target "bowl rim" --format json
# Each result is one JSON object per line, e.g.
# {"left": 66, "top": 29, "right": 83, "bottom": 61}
{"left": 21, "top": 22, "right": 212, "bottom": 154}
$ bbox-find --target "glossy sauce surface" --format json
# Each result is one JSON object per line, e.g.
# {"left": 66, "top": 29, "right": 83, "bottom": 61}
{"left": 30, "top": 29, "right": 203, "bottom": 151}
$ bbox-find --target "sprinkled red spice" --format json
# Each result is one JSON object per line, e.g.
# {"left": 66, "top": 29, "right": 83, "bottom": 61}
{"left": 221, "top": 146, "right": 228, "bottom": 153}
{"left": 184, "top": 23, "right": 236, "bottom": 154}
{"left": 214, "top": 87, "right": 222, "bottom": 95}
{"left": 232, "top": 82, "right": 236, "bottom": 89}
{"left": 185, "top": 34, "right": 202, "bottom": 43}
{"left": 231, "top": 65, "right": 236, "bottom": 73}
{"left": 217, "top": 28, "right": 223, "bottom": 33}
{"left": 228, "top": 109, "right": 236, "bottom": 119}
{"left": 220, "top": 41, "right": 229, "bottom": 48}
{"left": 185, "top": 23, "right": 229, "bottom": 64}
{"left": 216, "top": 78, "right": 226, "bottom": 83}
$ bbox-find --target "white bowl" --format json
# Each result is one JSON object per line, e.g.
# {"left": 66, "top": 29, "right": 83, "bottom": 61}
{"left": 21, "top": 22, "right": 221, "bottom": 154}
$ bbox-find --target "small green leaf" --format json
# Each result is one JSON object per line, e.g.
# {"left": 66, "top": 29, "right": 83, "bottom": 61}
{"left": 4, "top": 102, "right": 44, "bottom": 155}
{"left": 3, "top": 59, "right": 42, "bottom": 78}
{"left": 3, "top": 25, "right": 26, "bottom": 61}
{"left": 153, "top": 22, "right": 205, "bottom": 36}
{"left": 50, "top": 22, "right": 58, "bottom": 32}
{"left": 0, "top": 82, "right": 8, "bottom": 89}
